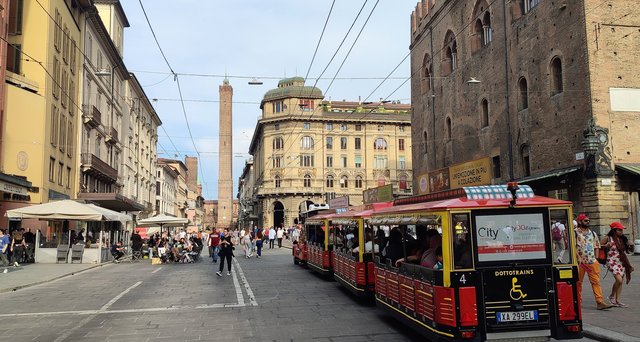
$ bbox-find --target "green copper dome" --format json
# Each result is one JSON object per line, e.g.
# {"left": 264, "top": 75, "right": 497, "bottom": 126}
{"left": 261, "top": 77, "right": 324, "bottom": 106}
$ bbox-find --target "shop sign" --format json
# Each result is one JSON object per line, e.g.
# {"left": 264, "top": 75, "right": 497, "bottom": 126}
{"left": 363, "top": 184, "right": 393, "bottom": 204}
{"left": 449, "top": 157, "right": 492, "bottom": 189}
{"left": 0, "top": 180, "right": 28, "bottom": 196}
{"left": 329, "top": 196, "right": 349, "bottom": 209}
{"left": 417, "top": 173, "right": 429, "bottom": 195}
{"left": 428, "top": 168, "right": 450, "bottom": 193}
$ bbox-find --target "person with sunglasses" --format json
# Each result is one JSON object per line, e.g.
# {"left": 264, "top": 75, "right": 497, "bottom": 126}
{"left": 574, "top": 214, "right": 613, "bottom": 310}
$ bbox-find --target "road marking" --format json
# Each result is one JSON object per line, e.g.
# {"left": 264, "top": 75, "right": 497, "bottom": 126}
{"left": 100, "top": 281, "right": 142, "bottom": 311}
{"left": 0, "top": 302, "right": 245, "bottom": 318}
{"left": 52, "top": 281, "right": 142, "bottom": 341}
{"left": 151, "top": 267, "right": 163, "bottom": 274}
{"left": 231, "top": 265, "right": 245, "bottom": 306}
{"left": 233, "top": 258, "right": 258, "bottom": 306}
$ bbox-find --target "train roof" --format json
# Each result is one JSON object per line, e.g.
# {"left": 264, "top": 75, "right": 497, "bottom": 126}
{"left": 373, "top": 184, "right": 571, "bottom": 216}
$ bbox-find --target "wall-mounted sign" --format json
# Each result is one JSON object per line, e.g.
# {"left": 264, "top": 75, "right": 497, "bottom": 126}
{"left": 428, "top": 168, "right": 450, "bottom": 193}
{"left": 329, "top": 196, "right": 349, "bottom": 209}
{"left": 363, "top": 184, "right": 393, "bottom": 204}
{"left": 0, "top": 181, "right": 28, "bottom": 196}
{"left": 417, "top": 173, "right": 429, "bottom": 195}
{"left": 449, "top": 157, "right": 492, "bottom": 189}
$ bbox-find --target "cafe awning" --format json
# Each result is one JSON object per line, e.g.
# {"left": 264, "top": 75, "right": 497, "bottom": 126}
{"left": 516, "top": 166, "right": 581, "bottom": 184}
{"left": 616, "top": 163, "right": 640, "bottom": 176}
{"left": 5, "top": 200, "right": 131, "bottom": 222}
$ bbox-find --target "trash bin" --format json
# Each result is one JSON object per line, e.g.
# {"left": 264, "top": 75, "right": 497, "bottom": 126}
{"left": 635, "top": 239, "right": 640, "bottom": 255}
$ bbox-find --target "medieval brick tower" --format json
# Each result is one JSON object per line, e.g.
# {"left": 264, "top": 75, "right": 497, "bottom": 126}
{"left": 217, "top": 78, "right": 233, "bottom": 229}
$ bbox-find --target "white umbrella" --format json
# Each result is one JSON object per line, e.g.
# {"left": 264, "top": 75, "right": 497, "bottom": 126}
{"left": 86, "top": 204, "right": 132, "bottom": 224}
{"left": 137, "top": 214, "right": 188, "bottom": 235}
{"left": 7, "top": 200, "right": 110, "bottom": 221}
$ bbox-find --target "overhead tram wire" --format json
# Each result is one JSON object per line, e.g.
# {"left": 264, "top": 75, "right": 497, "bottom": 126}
{"left": 138, "top": 0, "right": 209, "bottom": 195}
{"left": 269, "top": 0, "right": 367, "bottom": 167}
{"left": 131, "top": 70, "right": 408, "bottom": 81}
{"left": 272, "top": 0, "right": 372, "bottom": 170}
{"left": 304, "top": 0, "right": 336, "bottom": 83}
{"left": 275, "top": 0, "right": 380, "bottom": 169}
{"left": 276, "top": 0, "right": 499, "bottom": 171}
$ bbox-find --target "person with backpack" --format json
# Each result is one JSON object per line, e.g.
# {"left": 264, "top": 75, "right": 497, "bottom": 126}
{"left": 551, "top": 220, "right": 567, "bottom": 263}
{"left": 601, "top": 221, "right": 634, "bottom": 307}
{"left": 574, "top": 214, "right": 613, "bottom": 310}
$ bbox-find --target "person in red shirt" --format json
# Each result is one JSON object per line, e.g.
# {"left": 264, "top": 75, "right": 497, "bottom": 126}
{"left": 209, "top": 228, "right": 221, "bottom": 263}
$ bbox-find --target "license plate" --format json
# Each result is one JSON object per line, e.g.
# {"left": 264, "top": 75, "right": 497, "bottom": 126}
{"left": 496, "top": 310, "right": 538, "bottom": 322}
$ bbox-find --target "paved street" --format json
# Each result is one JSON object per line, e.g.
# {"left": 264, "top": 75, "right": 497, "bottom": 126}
{"left": 0, "top": 248, "right": 602, "bottom": 341}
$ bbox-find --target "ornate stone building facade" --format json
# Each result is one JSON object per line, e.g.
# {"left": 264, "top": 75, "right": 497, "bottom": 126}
{"left": 409, "top": 0, "right": 640, "bottom": 236}
{"left": 246, "top": 77, "right": 412, "bottom": 229}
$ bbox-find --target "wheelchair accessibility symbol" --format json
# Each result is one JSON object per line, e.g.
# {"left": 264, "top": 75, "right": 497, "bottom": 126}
{"left": 509, "top": 277, "right": 528, "bottom": 300}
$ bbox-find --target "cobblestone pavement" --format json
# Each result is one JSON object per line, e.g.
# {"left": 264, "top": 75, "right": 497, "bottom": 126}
{"left": 0, "top": 247, "right": 606, "bottom": 341}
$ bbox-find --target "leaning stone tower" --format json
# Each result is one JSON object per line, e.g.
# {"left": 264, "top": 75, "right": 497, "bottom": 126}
{"left": 217, "top": 78, "right": 233, "bottom": 229}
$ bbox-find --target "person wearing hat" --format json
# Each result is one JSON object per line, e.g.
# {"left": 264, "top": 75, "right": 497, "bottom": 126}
{"left": 574, "top": 214, "right": 613, "bottom": 310}
{"left": 601, "top": 221, "right": 634, "bottom": 307}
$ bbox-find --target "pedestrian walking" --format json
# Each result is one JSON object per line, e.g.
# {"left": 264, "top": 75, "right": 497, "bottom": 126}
{"left": 277, "top": 227, "right": 284, "bottom": 248}
{"left": 242, "top": 229, "right": 253, "bottom": 258}
{"left": 0, "top": 229, "right": 10, "bottom": 268}
{"left": 268, "top": 227, "right": 276, "bottom": 249}
{"left": 255, "top": 229, "right": 263, "bottom": 258}
{"left": 209, "top": 229, "right": 220, "bottom": 263}
{"left": 574, "top": 214, "right": 613, "bottom": 310}
{"left": 292, "top": 226, "right": 300, "bottom": 243}
{"left": 551, "top": 220, "right": 567, "bottom": 263}
{"left": 216, "top": 233, "right": 234, "bottom": 276}
{"left": 10, "top": 229, "right": 26, "bottom": 267}
{"left": 602, "top": 221, "right": 634, "bottom": 307}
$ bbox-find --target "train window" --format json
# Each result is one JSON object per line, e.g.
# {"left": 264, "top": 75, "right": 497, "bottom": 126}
{"left": 550, "top": 209, "right": 572, "bottom": 265}
{"left": 329, "top": 225, "right": 343, "bottom": 247}
{"left": 452, "top": 213, "right": 473, "bottom": 269}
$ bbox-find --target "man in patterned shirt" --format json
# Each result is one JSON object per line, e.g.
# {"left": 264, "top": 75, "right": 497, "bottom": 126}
{"left": 574, "top": 214, "right": 613, "bottom": 310}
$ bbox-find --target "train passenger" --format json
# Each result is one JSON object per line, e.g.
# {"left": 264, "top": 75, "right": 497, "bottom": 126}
{"left": 420, "top": 234, "right": 442, "bottom": 268}
{"left": 382, "top": 227, "right": 404, "bottom": 265}
{"left": 352, "top": 228, "right": 378, "bottom": 254}
{"left": 375, "top": 227, "right": 387, "bottom": 255}
{"left": 433, "top": 247, "right": 443, "bottom": 270}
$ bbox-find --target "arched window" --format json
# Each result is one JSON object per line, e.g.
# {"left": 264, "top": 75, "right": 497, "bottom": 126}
{"left": 481, "top": 98, "right": 489, "bottom": 128}
{"left": 550, "top": 57, "right": 563, "bottom": 96}
{"left": 421, "top": 54, "right": 432, "bottom": 94}
{"left": 274, "top": 175, "right": 281, "bottom": 188}
{"left": 303, "top": 174, "right": 311, "bottom": 188}
{"left": 355, "top": 175, "right": 363, "bottom": 189}
{"left": 300, "top": 136, "right": 314, "bottom": 149}
{"left": 446, "top": 117, "right": 452, "bottom": 141}
{"left": 326, "top": 175, "right": 334, "bottom": 188}
{"left": 340, "top": 175, "right": 348, "bottom": 188}
{"left": 273, "top": 137, "right": 284, "bottom": 150}
{"left": 483, "top": 12, "right": 492, "bottom": 44}
{"left": 521, "top": 145, "right": 531, "bottom": 177}
{"left": 374, "top": 138, "right": 388, "bottom": 150}
{"left": 399, "top": 175, "right": 408, "bottom": 190}
{"left": 518, "top": 77, "right": 529, "bottom": 110}
{"left": 443, "top": 30, "right": 457, "bottom": 75}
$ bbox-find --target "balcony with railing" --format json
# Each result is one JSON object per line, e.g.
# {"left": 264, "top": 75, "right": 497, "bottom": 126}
{"left": 80, "top": 153, "right": 118, "bottom": 182}
{"left": 82, "top": 105, "right": 102, "bottom": 128}
{"left": 105, "top": 126, "right": 119, "bottom": 144}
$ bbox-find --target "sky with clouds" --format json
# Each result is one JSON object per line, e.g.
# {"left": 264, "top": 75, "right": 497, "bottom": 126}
{"left": 120, "top": 1, "right": 415, "bottom": 199}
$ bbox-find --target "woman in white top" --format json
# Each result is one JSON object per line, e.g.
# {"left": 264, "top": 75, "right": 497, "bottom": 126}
{"left": 242, "top": 230, "right": 253, "bottom": 258}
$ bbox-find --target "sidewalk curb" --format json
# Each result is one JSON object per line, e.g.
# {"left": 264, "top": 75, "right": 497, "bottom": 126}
{"left": 583, "top": 323, "right": 639, "bottom": 342}
{"left": 0, "top": 262, "right": 112, "bottom": 294}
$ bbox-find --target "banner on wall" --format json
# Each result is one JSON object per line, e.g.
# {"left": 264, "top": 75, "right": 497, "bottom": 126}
{"left": 449, "top": 157, "right": 492, "bottom": 189}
